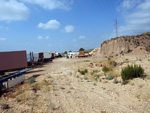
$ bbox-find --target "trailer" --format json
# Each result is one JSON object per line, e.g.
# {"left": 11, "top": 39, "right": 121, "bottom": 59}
{"left": 43, "top": 52, "right": 51, "bottom": 59}
{"left": 0, "top": 51, "right": 27, "bottom": 75}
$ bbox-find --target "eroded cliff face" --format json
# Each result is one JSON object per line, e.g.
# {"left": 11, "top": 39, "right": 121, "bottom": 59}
{"left": 100, "top": 32, "right": 150, "bottom": 56}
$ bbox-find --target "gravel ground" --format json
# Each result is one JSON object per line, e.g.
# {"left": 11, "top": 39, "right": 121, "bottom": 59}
{"left": 1, "top": 57, "right": 150, "bottom": 113}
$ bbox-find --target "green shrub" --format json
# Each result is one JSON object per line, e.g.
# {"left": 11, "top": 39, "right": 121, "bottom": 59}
{"left": 106, "top": 74, "right": 114, "bottom": 80}
{"left": 139, "top": 59, "right": 142, "bottom": 62}
{"left": 93, "top": 83, "right": 97, "bottom": 86}
{"left": 84, "top": 76, "right": 88, "bottom": 80}
{"left": 109, "top": 61, "right": 117, "bottom": 67}
{"left": 102, "top": 66, "right": 110, "bottom": 76}
{"left": 27, "top": 77, "right": 36, "bottom": 83}
{"left": 121, "top": 80, "right": 128, "bottom": 85}
{"left": 113, "top": 78, "right": 119, "bottom": 84}
{"left": 84, "top": 60, "right": 90, "bottom": 62}
{"left": 93, "top": 74, "right": 101, "bottom": 81}
{"left": 80, "top": 69, "right": 88, "bottom": 75}
{"left": 93, "top": 74, "right": 101, "bottom": 79}
{"left": 84, "top": 69, "right": 88, "bottom": 73}
{"left": 121, "top": 65, "right": 144, "bottom": 81}
{"left": 80, "top": 71, "right": 85, "bottom": 75}
{"left": 76, "top": 75, "right": 79, "bottom": 78}
{"left": 91, "top": 70, "right": 98, "bottom": 75}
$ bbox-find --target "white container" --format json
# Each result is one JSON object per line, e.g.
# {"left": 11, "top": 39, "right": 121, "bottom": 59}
{"left": 33, "top": 53, "right": 39, "bottom": 63}
{"left": 43, "top": 52, "right": 51, "bottom": 59}
{"left": 27, "top": 54, "right": 31, "bottom": 62}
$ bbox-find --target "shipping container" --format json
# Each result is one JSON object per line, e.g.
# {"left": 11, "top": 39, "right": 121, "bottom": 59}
{"left": 27, "top": 54, "right": 31, "bottom": 63}
{"left": 0, "top": 51, "right": 27, "bottom": 74}
{"left": 38, "top": 52, "right": 44, "bottom": 61}
{"left": 51, "top": 53, "right": 55, "bottom": 59}
{"left": 33, "top": 53, "right": 39, "bottom": 63}
{"left": 43, "top": 52, "right": 51, "bottom": 59}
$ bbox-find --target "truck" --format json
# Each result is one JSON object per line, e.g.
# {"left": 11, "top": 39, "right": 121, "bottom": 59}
{"left": 0, "top": 51, "right": 27, "bottom": 75}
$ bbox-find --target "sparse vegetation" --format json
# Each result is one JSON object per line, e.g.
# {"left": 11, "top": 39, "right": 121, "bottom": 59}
{"left": 139, "top": 59, "right": 142, "bottom": 62}
{"left": 84, "top": 60, "right": 90, "bottom": 62}
{"left": 91, "top": 70, "right": 98, "bottom": 75}
{"left": 84, "top": 76, "right": 88, "bottom": 80}
{"left": 146, "top": 75, "right": 150, "bottom": 80}
{"left": 121, "top": 80, "right": 128, "bottom": 85}
{"left": 93, "top": 74, "right": 101, "bottom": 81}
{"left": 93, "top": 83, "right": 97, "bottom": 86}
{"left": 49, "top": 103, "right": 57, "bottom": 110}
{"left": 113, "top": 78, "right": 119, "bottom": 84}
{"left": 121, "top": 65, "right": 144, "bottom": 81}
{"left": 108, "top": 58, "right": 111, "bottom": 60}
{"left": 130, "top": 82, "right": 134, "bottom": 86}
{"left": 106, "top": 74, "right": 114, "bottom": 80}
{"left": 76, "top": 75, "right": 79, "bottom": 78}
{"left": 80, "top": 69, "right": 88, "bottom": 75}
{"left": 139, "top": 84, "right": 144, "bottom": 88}
{"left": 27, "top": 76, "right": 36, "bottom": 83}
{"left": 102, "top": 66, "right": 110, "bottom": 76}
{"left": 109, "top": 61, "right": 117, "bottom": 67}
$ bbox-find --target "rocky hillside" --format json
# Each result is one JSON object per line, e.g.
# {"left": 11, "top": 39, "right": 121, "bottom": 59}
{"left": 99, "top": 32, "right": 150, "bottom": 57}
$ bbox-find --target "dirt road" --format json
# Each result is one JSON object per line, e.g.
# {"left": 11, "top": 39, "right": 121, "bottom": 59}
{"left": 1, "top": 58, "right": 150, "bottom": 113}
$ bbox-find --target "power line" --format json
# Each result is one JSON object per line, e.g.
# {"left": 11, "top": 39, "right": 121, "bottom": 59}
{"left": 102, "top": 0, "right": 116, "bottom": 21}
{"left": 110, "top": 0, "right": 118, "bottom": 19}
{"left": 94, "top": 0, "right": 113, "bottom": 23}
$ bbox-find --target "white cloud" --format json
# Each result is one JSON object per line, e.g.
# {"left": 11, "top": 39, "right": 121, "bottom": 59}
{"left": 38, "top": 19, "right": 60, "bottom": 30}
{"left": 73, "top": 35, "right": 85, "bottom": 42}
{"left": 45, "top": 36, "right": 49, "bottom": 40}
{"left": 64, "top": 25, "right": 74, "bottom": 33}
{"left": 0, "top": 38, "right": 6, "bottom": 41}
{"left": 22, "top": 0, "right": 73, "bottom": 10}
{"left": 0, "top": 26, "right": 3, "bottom": 29}
{"left": 37, "top": 35, "right": 50, "bottom": 40}
{"left": 73, "top": 39, "right": 77, "bottom": 42}
{"left": 0, "top": 25, "right": 9, "bottom": 30}
{"left": 79, "top": 35, "right": 85, "bottom": 39}
{"left": 121, "top": 0, "right": 141, "bottom": 9}
{"left": 37, "top": 36, "right": 43, "bottom": 40}
{"left": 117, "top": 0, "right": 150, "bottom": 36}
{"left": 0, "top": 0, "right": 29, "bottom": 21}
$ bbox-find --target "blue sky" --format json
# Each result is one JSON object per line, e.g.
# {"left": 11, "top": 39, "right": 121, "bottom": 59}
{"left": 0, "top": 0, "right": 150, "bottom": 53}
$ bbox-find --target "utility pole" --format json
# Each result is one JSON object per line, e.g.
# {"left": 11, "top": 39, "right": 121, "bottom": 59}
{"left": 115, "top": 19, "right": 118, "bottom": 37}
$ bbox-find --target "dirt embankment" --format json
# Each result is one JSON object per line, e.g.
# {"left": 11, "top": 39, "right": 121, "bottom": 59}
{"left": 98, "top": 32, "right": 150, "bottom": 57}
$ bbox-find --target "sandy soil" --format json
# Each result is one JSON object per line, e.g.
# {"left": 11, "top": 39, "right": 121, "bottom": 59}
{"left": 0, "top": 57, "right": 150, "bottom": 113}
